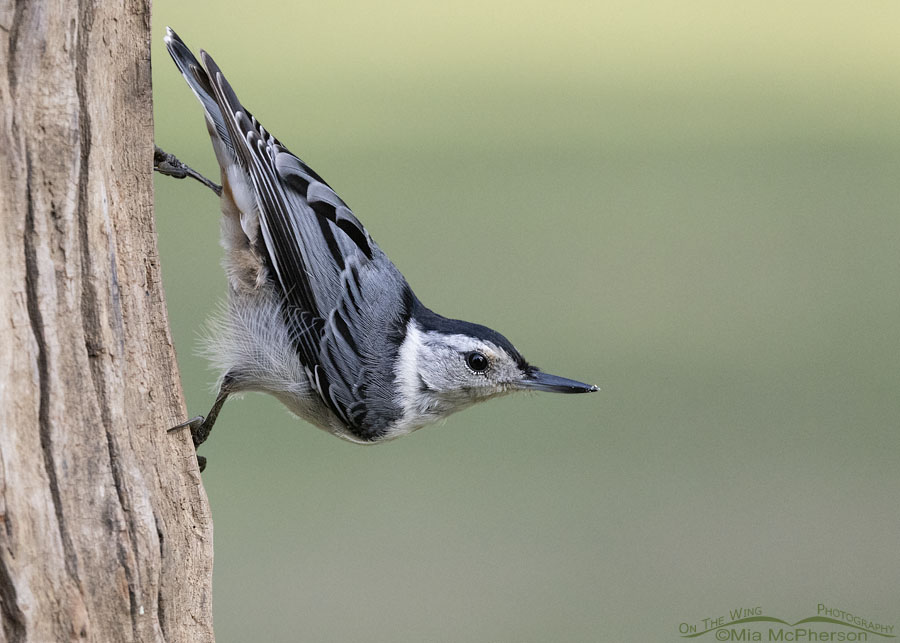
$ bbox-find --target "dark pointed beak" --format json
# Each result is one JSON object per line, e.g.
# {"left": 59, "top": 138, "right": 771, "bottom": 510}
{"left": 518, "top": 370, "right": 599, "bottom": 394}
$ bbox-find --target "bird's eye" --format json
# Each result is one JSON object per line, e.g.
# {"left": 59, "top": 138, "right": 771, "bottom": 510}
{"left": 465, "top": 351, "right": 489, "bottom": 373}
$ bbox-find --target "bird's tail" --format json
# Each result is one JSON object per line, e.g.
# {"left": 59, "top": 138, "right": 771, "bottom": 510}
{"left": 163, "top": 27, "right": 236, "bottom": 163}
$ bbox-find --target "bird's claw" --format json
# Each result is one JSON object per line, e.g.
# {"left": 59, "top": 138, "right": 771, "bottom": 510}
{"left": 154, "top": 146, "right": 190, "bottom": 179}
{"left": 169, "top": 415, "right": 210, "bottom": 472}
{"left": 169, "top": 414, "right": 213, "bottom": 446}
{"left": 168, "top": 415, "right": 205, "bottom": 434}
{"left": 154, "top": 145, "right": 223, "bottom": 196}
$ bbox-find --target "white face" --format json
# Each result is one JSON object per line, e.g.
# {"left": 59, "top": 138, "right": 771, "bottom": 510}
{"left": 390, "top": 319, "right": 594, "bottom": 438}
{"left": 417, "top": 332, "right": 527, "bottom": 403}
{"left": 390, "top": 320, "right": 533, "bottom": 437}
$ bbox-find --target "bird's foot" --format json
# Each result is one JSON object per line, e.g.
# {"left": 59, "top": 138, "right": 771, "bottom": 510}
{"left": 169, "top": 415, "right": 211, "bottom": 472}
{"left": 154, "top": 145, "right": 223, "bottom": 197}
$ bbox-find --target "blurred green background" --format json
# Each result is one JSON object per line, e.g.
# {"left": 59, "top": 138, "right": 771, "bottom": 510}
{"left": 152, "top": 2, "right": 900, "bottom": 641}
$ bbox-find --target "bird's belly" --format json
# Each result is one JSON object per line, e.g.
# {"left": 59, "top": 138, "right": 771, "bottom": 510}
{"left": 270, "top": 390, "right": 373, "bottom": 444}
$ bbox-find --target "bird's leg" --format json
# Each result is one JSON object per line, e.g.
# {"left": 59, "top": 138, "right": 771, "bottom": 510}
{"left": 154, "top": 145, "right": 223, "bottom": 197}
{"left": 169, "top": 375, "right": 234, "bottom": 472}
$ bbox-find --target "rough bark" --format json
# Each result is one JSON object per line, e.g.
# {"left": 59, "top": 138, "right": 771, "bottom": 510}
{"left": 0, "top": 1, "right": 214, "bottom": 641}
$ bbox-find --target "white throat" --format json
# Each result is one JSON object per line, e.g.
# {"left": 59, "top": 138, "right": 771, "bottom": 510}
{"left": 387, "top": 320, "right": 443, "bottom": 438}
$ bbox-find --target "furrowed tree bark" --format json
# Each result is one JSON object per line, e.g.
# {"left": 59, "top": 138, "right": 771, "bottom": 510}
{"left": 0, "top": 1, "right": 214, "bottom": 641}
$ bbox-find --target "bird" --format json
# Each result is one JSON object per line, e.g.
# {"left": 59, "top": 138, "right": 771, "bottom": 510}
{"left": 157, "top": 28, "right": 597, "bottom": 470}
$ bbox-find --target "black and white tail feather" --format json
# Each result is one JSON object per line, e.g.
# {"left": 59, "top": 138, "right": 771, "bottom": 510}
{"left": 162, "top": 28, "right": 597, "bottom": 470}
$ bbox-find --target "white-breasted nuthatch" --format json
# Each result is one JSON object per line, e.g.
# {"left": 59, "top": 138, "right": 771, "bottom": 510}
{"left": 158, "top": 28, "right": 597, "bottom": 470}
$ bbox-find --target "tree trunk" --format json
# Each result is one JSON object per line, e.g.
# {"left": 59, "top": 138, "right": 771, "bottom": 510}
{"left": 0, "top": 1, "right": 214, "bottom": 641}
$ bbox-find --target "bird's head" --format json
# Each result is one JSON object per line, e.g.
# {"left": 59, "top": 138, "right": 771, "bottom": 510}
{"left": 392, "top": 304, "right": 597, "bottom": 432}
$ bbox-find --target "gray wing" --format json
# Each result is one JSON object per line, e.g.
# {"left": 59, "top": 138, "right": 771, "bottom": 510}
{"left": 200, "top": 51, "right": 374, "bottom": 316}
{"left": 313, "top": 255, "right": 413, "bottom": 438}
{"left": 197, "top": 48, "right": 410, "bottom": 436}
